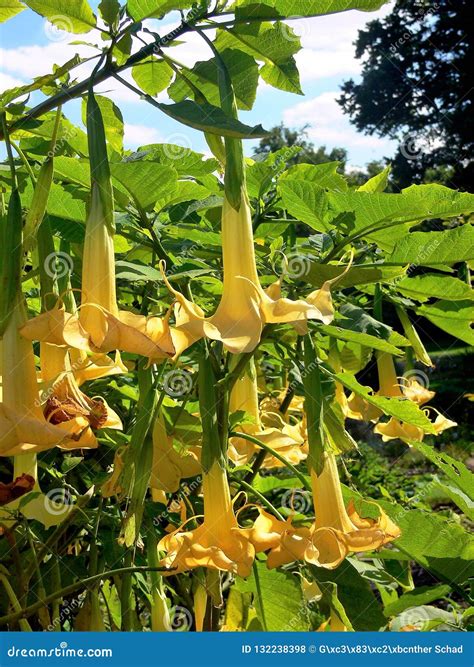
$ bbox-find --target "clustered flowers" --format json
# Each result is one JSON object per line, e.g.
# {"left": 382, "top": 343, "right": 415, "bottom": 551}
{"left": 0, "top": 85, "right": 456, "bottom": 633}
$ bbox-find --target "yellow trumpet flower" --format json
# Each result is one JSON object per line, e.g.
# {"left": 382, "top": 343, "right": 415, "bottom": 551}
{"left": 161, "top": 192, "right": 346, "bottom": 354}
{"left": 0, "top": 300, "right": 70, "bottom": 458}
{"left": 373, "top": 353, "right": 456, "bottom": 444}
{"left": 228, "top": 361, "right": 306, "bottom": 468}
{"left": 244, "top": 507, "right": 310, "bottom": 569}
{"left": 0, "top": 299, "right": 76, "bottom": 528}
{"left": 158, "top": 461, "right": 255, "bottom": 577}
{"left": 39, "top": 343, "right": 122, "bottom": 449}
{"left": 303, "top": 451, "right": 400, "bottom": 569}
{"left": 150, "top": 411, "right": 201, "bottom": 496}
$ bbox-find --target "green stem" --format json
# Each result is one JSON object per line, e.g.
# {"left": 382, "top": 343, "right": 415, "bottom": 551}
{"left": 0, "top": 566, "right": 172, "bottom": 628}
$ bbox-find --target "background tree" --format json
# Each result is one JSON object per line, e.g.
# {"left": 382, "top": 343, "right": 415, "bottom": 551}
{"left": 338, "top": 0, "right": 473, "bottom": 190}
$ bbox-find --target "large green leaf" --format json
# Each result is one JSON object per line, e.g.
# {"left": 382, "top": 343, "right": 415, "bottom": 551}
{"left": 215, "top": 22, "right": 302, "bottom": 95}
{"left": 335, "top": 372, "right": 436, "bottom": 431}
{"left": 280, "top": 162, "right": 348, "bottom": 191}
{"left": 325, "top": 186, "right": 474, "bottom": 251}
{"left": 24, "top": 0, "right": 96, "bottom": 32}
{"left": 156, "top": 100, "right": 268, "bottom": 138}
{"left": 388, "top": 224, "right": 474, "bottom": 265}
{"left": 126, "top": 0, "right": 193, "bottom": 20}
{"left": 131, "top": 57, "right": 174, "bottom": 97}
{"left": 319, "top": 324, "right": 404, "bottom": 356}
{"left": 110, "top": 162, "right": 177, "bottom": 211}
{"left": 307, "top": 262, "right": 405, "bottom": 288}
{"left": 236, "top": 561, "right": 309, "bottom": 631}
{"left": 384, "top": 584, "right": 452, "bottom": 617}
{"left": 409, "top": 441, "right": 474, "bottom": 502}
{"left": 396, "top": 274, "right": 474, "bottom": 302}
{"left": 235, "top": 0, "right": 388, "bottom": 20}
{"left": 0, "top": 0, "right": 25, "bottom": 23}
{"left": 309, "top": 559, "right": 386, "bottom": 631}
{"left": 135, "top": 144, "right": 218, "bottom": 178}
{"left": 278, "top": 181, "right": 327, "bottom": 230}
{"left": 1, "top": 57, "right": 83, "bottom": 107}
{"left": 169, "top": 49, "right": 260, "bottom": 111}
{"left": 379, "top": 502, "right": 474, "bottom": 585}
{"left": 417, "top": 300, "right": 474, "bottom": 345}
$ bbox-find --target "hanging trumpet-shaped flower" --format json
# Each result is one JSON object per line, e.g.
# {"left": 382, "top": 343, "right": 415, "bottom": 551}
{"left": 158, "top": 460, "right": 255, "bottom": 577}
{"left": 303, "top": 451, "right": 400, "bottom": 569}
{"left": 150, "top": 410, "right": 200, "bottom": 496}
{"left": 162, "top": 191, "right": 349, "bottom": 354}
{"left": 39, "top": 343, "right": 122, "bottom": 449}
{"left": 0, "top": 300, "right": 75, "bottom": 528}
{"left": 158, "top": 344, "right": 254, "bottom": 576}
{"left": 20, "top": 89, "right": 182, "bottom": 363}
{"left": 373, "top": 353, "right": 456, "bottom": 444}
{"left": 228, "top": 360, "right": 305, "bottom": 467}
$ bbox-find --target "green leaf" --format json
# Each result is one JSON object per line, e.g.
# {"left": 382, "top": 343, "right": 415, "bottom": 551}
{"left": 338, "top": 303, "right": 393, "bottom": 339}
{"left": 99, "top": 0, "right": 119, "bottom": 24}
{"left": 307, "top": 262, "right": 405, "bottom": 289}
{"left": 396, "top": 274, "right": 474, "bottom": 302}
{"left": 1, "top": 57, "right": 83, "bottom": 107}
{"left": 115, "top": 261, "right": 163, "bottom": 282}
{"left": 132, "top": 57, "right": 173, "bottom": 97}
{"left": 278, "top": 181, "right": 327, "bottom": 230}
{"left": 215, "top": 22, "right": 302, "bottom": 95}
{"left": 389, "top": 225, "right": 474, "bottom": 265}
{"left": 326, "top": 186, "right": 474, "bottom": 251}
{"left": 335, "top": 372, "right": 436, "bottom": 431}
{"left": 236, "top": 561, "right": 309, "bottom": 631}
{"left": 280, "top": 161, "right": 348, "bottom": 191}
{"left": 319, "top": 324, "right": 403, "bottom": 356}
{"left": 409, "top": 441, "right": 474, "bottom": 502}
{"left": 135, "top": 144, "right": 218, "bottom": 177}
{"left": 0, "top": 0, "right": 25, "bottom": 23}
{"left": 156, "top": 100, "right": 268, "bottom": 138}
{"left": 126, "top": 0, "right": 193, "bottom": 20}
{"left": 309, "top": 559, "right": 386, "bottom": 631}
{"left": 379, "top": 502, "right": 474, "bottom": 585}
{"left": 384, "top": 584, "right": 452, "bottom": 617}
{"left": 110, "top": 162, "right": 177, "bottom": 211}
{"left": 235, "top": 0, "right": 388, "bottom": 20}
{"left": 82, "top": 95, "right": 123, "bottom": 154}
{"left": 357, "top": 165, "right": 391, "bottom": 193}
{"left": 169, "top": 49, "right": 260, "bottom": 111}
{"left": 24, "top": 0, "right": 96, "bottom": 33}
{"left": 417, "top": 300, "right": 474, "bottom": 345}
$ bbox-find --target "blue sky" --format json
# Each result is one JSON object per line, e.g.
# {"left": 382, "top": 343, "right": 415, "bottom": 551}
{"left": 0, "top": 2, "right": 397, "bottom": 168}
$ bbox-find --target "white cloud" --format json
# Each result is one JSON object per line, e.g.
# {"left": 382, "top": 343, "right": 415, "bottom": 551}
{"left": 0, "top": 71, "right": 24, "bottom": 91}
{"left": 283, "top": 91, "right": 396, "bottom": 161}
{"left": 285, "top": 3, "right": 393, "bottom": 82}
{"left": 123, "top": 123, "right": 164, "bottom": 148}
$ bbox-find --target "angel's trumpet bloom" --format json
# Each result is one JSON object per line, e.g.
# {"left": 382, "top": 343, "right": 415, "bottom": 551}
{"left": 158, "top": 461, "right": 254, "bottom": 577}
{"left": 400, "top": 376, "right": 435, "bottom": 405}
{"left": 373, "top": 353, "right": 456, "bottom": 444}
{"left": 39, "top": 343, "right": 122, "bottom": 449}
{"left": 162, "top": 192, "right": 347, "bottom": 354}
{"left": 303, "top": 451, "right": 400, "bottom": 569}
{"left": 20, "top": 91, "right": 183, "bottom": 363}
{"left": 150, "top": 411, "right": 200, "bottom": 496}
{"left": 228, "top": 361, "right": 305, "bottom": 467}
{"left": 0, "top": 300, "right": 70, "bottom": 457}
{"left": 244, "top": 507, "right": 310, "bottom": 569}
{"left": 0, "top": 301, "right": 75, "bottom": 528}
{"left": 317, "top": 611, "right": 348, "bottom": 632}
